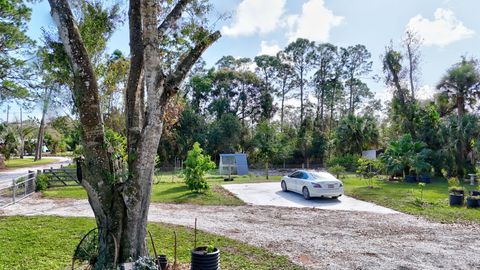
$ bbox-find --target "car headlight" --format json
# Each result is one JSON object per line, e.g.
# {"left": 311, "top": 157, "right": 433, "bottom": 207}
{"left": 339, "top": 183, "right": 343, "bottom": 187}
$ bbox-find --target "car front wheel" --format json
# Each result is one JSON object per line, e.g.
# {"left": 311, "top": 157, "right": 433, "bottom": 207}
{"left": 302, "top": 187, "right": 310, "bottom": 200}
{"left": 281, "top": 180, "right": 288, "bottom": 192}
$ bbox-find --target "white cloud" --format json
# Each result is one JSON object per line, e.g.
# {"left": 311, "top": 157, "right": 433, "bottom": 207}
{"left": 417, "top": 85, "right": 437, "bottom": 100}
{"left": 286, "top": 0, "right": 344, "bottom": 42}
{"left": 257, "top": 41, "right": 281, "bottom": 56}
{"left": 222, "top": 0, "right": 286, "bottom": 37}
{"left": 407, "top": 8, "right": 475, "bottom": 47}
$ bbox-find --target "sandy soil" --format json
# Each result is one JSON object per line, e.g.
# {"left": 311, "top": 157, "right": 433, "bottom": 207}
{"left": 2, "top": 196, "right": 480, "bottom": 270}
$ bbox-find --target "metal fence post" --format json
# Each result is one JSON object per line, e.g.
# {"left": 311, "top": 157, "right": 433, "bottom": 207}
{"left": 28, "top": 170, "right": 35, "bottom": 195}
{"left": 12, "top": 179, "right": 16, "bottom": 203}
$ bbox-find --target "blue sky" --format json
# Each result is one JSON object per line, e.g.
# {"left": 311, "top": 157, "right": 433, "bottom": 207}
{"left": 2, "top": 0, "right": 479, "bottom": 121}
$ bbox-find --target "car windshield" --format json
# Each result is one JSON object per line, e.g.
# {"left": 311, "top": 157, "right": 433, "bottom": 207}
{"left": 310, "top": 172, "right": 336, "bottom": 180}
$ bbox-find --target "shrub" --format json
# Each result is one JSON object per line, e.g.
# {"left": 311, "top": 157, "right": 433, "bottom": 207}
{"left": 329, "top": 164, "right": 346, "bottom": 179}
{"left": 356, "top": 157, "right": 383, "bottom": 177}
{"left": 35, "top": 174, "right": 50, "bottom": 192}
{"left": 184, "top": 142, "right": 216, "bottom": 192}
{"left": 327, "top": 154, "right": 360, "bottom": 172}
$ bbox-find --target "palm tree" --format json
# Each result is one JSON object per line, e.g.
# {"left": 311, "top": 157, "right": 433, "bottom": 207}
{"left": 437, "top": 58, "right": 480, "bottom": 177}
{"left": 335, "top": 114, "right": 379, "bottom": 155}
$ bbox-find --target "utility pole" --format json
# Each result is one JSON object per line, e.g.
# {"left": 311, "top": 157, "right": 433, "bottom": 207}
{"left": 20, "top": 108, "right": 24, "bottom": 159}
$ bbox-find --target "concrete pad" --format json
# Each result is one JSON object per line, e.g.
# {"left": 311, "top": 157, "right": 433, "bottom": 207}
{"left": 223, "top": 182, "right": 398, "bottom": 214}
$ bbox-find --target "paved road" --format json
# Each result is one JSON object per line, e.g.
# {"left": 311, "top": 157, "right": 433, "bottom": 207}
{"left": 0, "top": 156, "right": 72, "bottom": 187}
{"left": 2, "top": 198, "right": 479, "bottom": 269}
{"left": 223, "top": 182, "right": 398, "bottom": 214}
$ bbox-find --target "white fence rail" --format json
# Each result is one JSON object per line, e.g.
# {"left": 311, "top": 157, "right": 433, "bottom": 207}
{"left": 0, "top": 171, "right": 36, "bottom": 208}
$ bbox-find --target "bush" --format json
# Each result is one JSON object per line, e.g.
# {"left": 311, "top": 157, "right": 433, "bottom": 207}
{"left": 35, "top": 174, "right": 50, "bottom": 192}
{"left": 329, "top": 165, "right": 346, "bottom": 179}
{"left": 356, "top": 157, "right": 383, "bottom": 177}
{"left": 327, "top": 154, "right": 360, "bottom": 172}
{"left": 184, "top": 142, "right": 216, "bottom": 192}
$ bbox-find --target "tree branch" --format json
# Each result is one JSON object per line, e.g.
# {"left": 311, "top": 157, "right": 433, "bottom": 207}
{"left": 158, "top": 0, "right": 191, "bottom": 38}
{"left": 48, "top": 0, "right": 106, "bottom": 155}
{"left": 165, "top": 31, "right": 221, "bottom": 93}
{"left": 126, "top": 0, "right": 144, "bottom": 156}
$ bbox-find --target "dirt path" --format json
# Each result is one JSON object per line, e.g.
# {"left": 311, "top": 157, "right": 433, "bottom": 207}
{"left": 2, "top": 197, "right": 480, "bottom": 270}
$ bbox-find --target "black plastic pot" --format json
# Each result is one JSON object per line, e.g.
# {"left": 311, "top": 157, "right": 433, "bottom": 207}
{"left": 404, "top": 175, "right": 416, "bottom": 183}
{"left": 156, "top": 255, "right": 168, "bottom": 270}
{"left": 191, "top": 247, "right": 220, "bottom": 270}
{"left": 471, "top": 190, "right": 480, "bottom": 196}
{"left": 419, "top": 175, "right": 431, "bottom": 183}
{"left": 449, "top": 193, "right": 464, "bottom": 206}
{"left": 466, "top": 197, "right": 479, "bottom": 208}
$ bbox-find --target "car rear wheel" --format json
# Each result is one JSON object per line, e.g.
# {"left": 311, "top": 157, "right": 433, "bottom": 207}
{"left": 302, "top": 187, "right": 310, "bottom": 200}
{"left": 281, "top": 180, "right": 288, "bottom": 192}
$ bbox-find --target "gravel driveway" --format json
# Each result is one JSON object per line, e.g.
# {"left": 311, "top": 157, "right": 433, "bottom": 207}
{"left": 3, "top": 197, "right": 480, "bottom": 270}
{"left": 223, "top": 182, "right": 397, "bottom": 214}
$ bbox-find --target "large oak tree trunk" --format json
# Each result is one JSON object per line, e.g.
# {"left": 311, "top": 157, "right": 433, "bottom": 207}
{"left": 48, "top": 0, "right": 219, "bottom": 268}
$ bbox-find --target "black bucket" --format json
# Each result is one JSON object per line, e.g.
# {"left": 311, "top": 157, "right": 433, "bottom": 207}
{"left": 466, "top": 198, "right": 479, "bottom": 208}
{"left": 449, "top": 193, "right": 464, "bottom": 206}
{"left": 419, "top": 175, "right": 431, "bottom": 183}
{"left": 191, "top": 247, "right": 220, "bottom": 270}
{"left": 157, "top": 255, "right": 168, "bottom": 270}
{"left": 404, "top": 175, "right": 416, "bottom": 183}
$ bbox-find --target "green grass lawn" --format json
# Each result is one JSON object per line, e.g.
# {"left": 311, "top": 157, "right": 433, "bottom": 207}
{"left": 42, "top": 173, "right": 281, "bottom": 206}
{"left": 0, "top": 216, "right": 300, "bottom": 270}
{"left": 342, "top": 174, "right": 480, "bottom": 224}
{"left": 4, "top": 157, "right": 56, "bottom": 169}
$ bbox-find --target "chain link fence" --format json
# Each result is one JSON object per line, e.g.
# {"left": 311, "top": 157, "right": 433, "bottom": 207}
{"left": 0, "top": 171, "right": 37, "bottom": 208}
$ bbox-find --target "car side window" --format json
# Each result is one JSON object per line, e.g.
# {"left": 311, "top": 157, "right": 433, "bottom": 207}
{"left": 301, "top": 173, "right": 309, "bottom": 179}
{"left": 290, "top": 172, "right": 301, "bottom": 178}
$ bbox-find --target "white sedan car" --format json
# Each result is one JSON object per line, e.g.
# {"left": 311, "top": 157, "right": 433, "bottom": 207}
{"left": 281, "top": 170, "right": 344, "bottom": 200}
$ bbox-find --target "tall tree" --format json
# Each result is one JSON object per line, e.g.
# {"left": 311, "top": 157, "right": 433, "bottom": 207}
{"left": 254, "top": 55, "right": 280, "bottom": 120}
{"left": 47, "top": 0, "right": 220, "bottom": 268}
{"left": 402, "top": 30, "right": 422, "bottom": 100}
{"left": 341, "top": 45, "right": 372, "bottom": 114}
{"left": 282, "top": 38, "right": 315, "bottom": 124}
{"left": 0, "top": 0, "right": 34, "bottom": 102}
{"left": 274, "top": 53, "right": 297, "bottom": 130}
{"left": 311, "top": 43, "right": 337, "bottom": 128}
{"left": 437, "top": 57, "right": 480, "bottom": 177}
{"left": 383, "top": 48, "right": 416, "bottom": 137}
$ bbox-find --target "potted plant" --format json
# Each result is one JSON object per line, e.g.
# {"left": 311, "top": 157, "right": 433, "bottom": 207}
{"left": 449, "top": 186, "right": 464, "bottom": 206}
{"left": 191, "top": 243, "right": 219, "bottom": 270}
{"left": 466, "top": 196, "right": 479, "bottom": 208}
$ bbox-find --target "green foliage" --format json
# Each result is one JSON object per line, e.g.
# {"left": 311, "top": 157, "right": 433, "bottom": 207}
{"left": 329, "top": 165, "right": 346, "bottom": 179}
{"left": 35, "top": 174, "right": 50, "bottom": 192}
{"left": 327, "top": 154, "right": 360, "bottom": 172}
{"left": 104, "top": 128, "right": 127, "bottom": 163}
{"left": 0, "top": 216, "right": 302, "bottom": 270}
{"left": 0, "top": 125, "right": 18, "bottom": 159}
{"left": 334, "top": 114, "right": 379, "bottom": 155}
{"left": 0, "top": 0, "right": 34, "bottom": 102}
{"left": 380, "top": 134, "right": 432, "bottom": 177}
{"left": 206, "top": 242, "right": 216, "bottom": 253}
{"left": 356, "top": 157, "right": 383, "bottom": 178}
{"left": 184, "top": 142, "right": 216, "bottom": 192}
{"left": 252, "top": 121, "right": 281, "bottom": 164}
